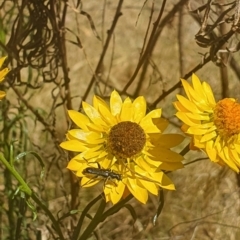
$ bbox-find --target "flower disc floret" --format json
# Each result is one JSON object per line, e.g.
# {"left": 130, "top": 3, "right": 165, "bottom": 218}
{"left": 213, "top": 98, "right": 240, "bottom": 141}
{"left": 61, "top": 90, "right": 184, "bottom": 204}
{"left": 108, "top": 121, "right": 146, "bottom": 159}
{"left": 174, "top": 73, "right": 240, "bottom": 172}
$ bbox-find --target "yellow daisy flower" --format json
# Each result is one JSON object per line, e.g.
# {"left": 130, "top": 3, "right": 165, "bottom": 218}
{"left": 174, "top": 73, "right": 240, "bottom": 173}
{"left": 0, "top": 56, "right": 10, "bottom": 100}
{"left": 61, "top": 90, "right": 184, "bottom": 204}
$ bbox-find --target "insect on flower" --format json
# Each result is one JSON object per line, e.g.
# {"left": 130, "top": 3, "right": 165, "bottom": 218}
{"left": 82, "top": 167, "right": 122, "bottom": 181}
{"left": 61, "top": 90, "right": 185, "bottom": 204}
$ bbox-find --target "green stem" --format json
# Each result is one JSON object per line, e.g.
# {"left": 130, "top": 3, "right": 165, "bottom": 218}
{"left": 100, "top": 194, "right": 133, "bottom": 222}
{"left": 4, "top": 168, "right": 14, "bottom": 240}
{"left": 0, "top": 154, "right": 32, "bottom": 195}
{"left": 78, "top": 198, "right": 106, "bottom": 240}
{"left": 72, "top": 194, "right": 102, "bottom": 240}
{"left": 31, "top": 193, "right": 65, "bottom": 240}
{"left": 180, "top": 143, "right": 190, "bottom": 156}
{"left": 0, "top": 154, "right": 65, "bottom": 240}
{"left": 78, "top": 194, "right": 133, "bottom": 240}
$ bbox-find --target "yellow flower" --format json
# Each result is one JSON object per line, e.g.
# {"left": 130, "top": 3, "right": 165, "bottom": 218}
{"left": 0, "top": 56, "right": 10, "bottom": 100}
{"left": 174, "top": 73, "right": 240, "bottom": 173}
{"left": 61, "top": 90, "right": 184, "bottom": 204}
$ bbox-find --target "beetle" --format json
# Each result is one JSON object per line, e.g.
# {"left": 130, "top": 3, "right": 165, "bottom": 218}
{"left": 82, "top": 167, "right": 122, "bottom": 181}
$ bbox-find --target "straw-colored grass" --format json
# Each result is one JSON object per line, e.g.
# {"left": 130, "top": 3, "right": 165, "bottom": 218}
{"left": 0, "top": 1, "right": 240, "bottom": 239}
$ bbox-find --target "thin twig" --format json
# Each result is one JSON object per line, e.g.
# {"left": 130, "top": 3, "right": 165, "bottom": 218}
{"left": 131, "top": 0, "right": 189, "bottom": 96}
{"left": 178, "top": 4, "right": 185, "bottom": 78}
{"left": 219, "top": 1, "right": 229, "bottom": 98}
{"left": 79, "top": 0, "right": 124, "bottom": 108}
{"left": 150, "top": 55, "right": 211, "bottom": 109}
{"left": 122, "top": 0, "right": 168, "bottom": 94}
{"left": 134, "top": 1, "right": 155, "bottom": 95}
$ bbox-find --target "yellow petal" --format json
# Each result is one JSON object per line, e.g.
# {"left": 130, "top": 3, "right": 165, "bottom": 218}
{"left": 98, "top": 104, "right": 117, "bottom": 125}
{"left": 68, "top": 110, "right": 90, "bottom": 130}
{"left": 60, "top": 140, "right": 87, "bottom": 152}
{"left": 105, "top": 194, "right": 111, "bottom": 203}
{"left": 0, "top": 90, "right": 6, "bottom": 99}
{"left": 142, "top": 109, "right": 161, "bottom": 119}
{"left": 202, "top": 82, "right": 216, "bottom": 105}
{"left": 176, "top": 95, "right": 201, "bottom": 113}
{"left": 191, "top": 74, "right": 206, "bottom": 100}
{"left": 82, "top": 101, "right": 107, "bottom": 127}
{"left": 176, "top": 112, "right": 199, "bottom": 126}
{"left": 229, "top": 148, "right": 240, "bottom": 167}
{"left": 104, "top": 181, "right": 125, "bottom": 204}
{"left": 132, "top": 96, "right": 146, "bottom": 123}
{"left": 200, "top": 131, "right": 217, "bottom": 142}
{"left": 98, "top": 156, "right": 115, "bottom": 169}
{"left": 149, "top": 147, "right": 184, "bottom": 163}
{"left": 194, "top": 122, "right": 215, "bottom": 129}
{"left": 181, "top": 79, "right": 193, "bottom": 100}
{"left": 187, "top": 127, "right": 208, "bottom": 135}
{"left": 81, "top": 176, "right": 100, "bottom": 187}
{"left": 140, "top": 109, "right": 162, "bottom": 133}
{"left": 218, "top": 146, "right": 239, "bottom": 172}
{"left": 0, "top": 56, "right": 7, "bottom": 67}
{"left": 194, "top": 136, "right": 205, "bottom": 148}
{"left": 152, "top": 134, "right": 185, "bottom": 148}
{"left": 127, "top": 179, "right": 148, "bottom": 204}
{"left": 137, "top": 178, "right": 158, "bottom": 195}
{"left": 182, "top": 79, "right": 207, "bottom": 108}
{"left": 138, "top": 156, "right": 160, "bottom": 168}
{"left": 0, "top": 56, "right": 9, "bottom": 82}
{"left": 151, "top": 118, "right": 168, "bottom": 132}
{"left": 234, "top": 144, "right": 240, "bottom": 155}
{"left": 80, "top": 147, "right": 104, "bottom": 159}
{"left": 0, "top": 68, "right": 9, "bottom": 82}
{"left": 68, "top": 129, "right": 104, "bottom": 144}
{"left": 205, "top": 140, "right": 217, "bottom": 161}
{"left": 173, "top": 101, "right": 188, "bottom": 112}
{"left": 159, "top": 172, "right": 175, "bottom": 190}
{"left": 134, "top": 156, "right": 156, "bottom": 171}
{"left": 120, "top": 97, "right": 132, "bottom": 121}
{"left": 110, "top": 90, "right": 122, "bottom": 116}
{"left": 158, "top": 161, "right": 184, "bottom": 171}
{"left": 67, "top": 158, "right": 85, "bottom": 171}
{"left": 96, "top": 150, "right": 108, "bottom": 159}
{"left": 93, "top": 95, "right": 109, "bottom": 110}
{"left": 141, "top": 121, "right": 160, "bottom": 133}
{"left": 223, "top": 146, "right": 230, "bottom": 161}
{"left": 185, "top": 112, "right": 210, "bottom": 121}
{"left": 181, "top": 124, "right": 189, "bottom": 133}
{"left": 87, "top": 122, "right": 105, "bottom": 132}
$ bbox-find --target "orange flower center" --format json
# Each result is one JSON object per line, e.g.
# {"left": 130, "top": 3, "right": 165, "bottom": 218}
{"left": 213, "top": 98, "right": 240, "bottom": 140}
{"left": 108, "top": 121, "right": 146, "bottom": 159}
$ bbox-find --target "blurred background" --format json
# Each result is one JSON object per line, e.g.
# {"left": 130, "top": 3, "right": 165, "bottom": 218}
{"left": 0, "top": 0, "right": 240, "bottom": 239}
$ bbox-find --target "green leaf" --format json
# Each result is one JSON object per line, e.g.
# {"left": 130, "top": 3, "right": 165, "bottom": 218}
{"left": 152, "top": 189, "right": 164, "bottom": 226}
{"left": 15, "top": 151, "right": 45, "bottom": 179}
{"left": 124, "top": 204, "right": 137, "bottom": 224}
{"left": 26, "top": 199, "right": 37, "bottom": 221}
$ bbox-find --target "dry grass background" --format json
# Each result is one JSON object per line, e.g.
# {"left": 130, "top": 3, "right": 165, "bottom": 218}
{"left": 0, "top": 0, "right": 240, "bottom": 239}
